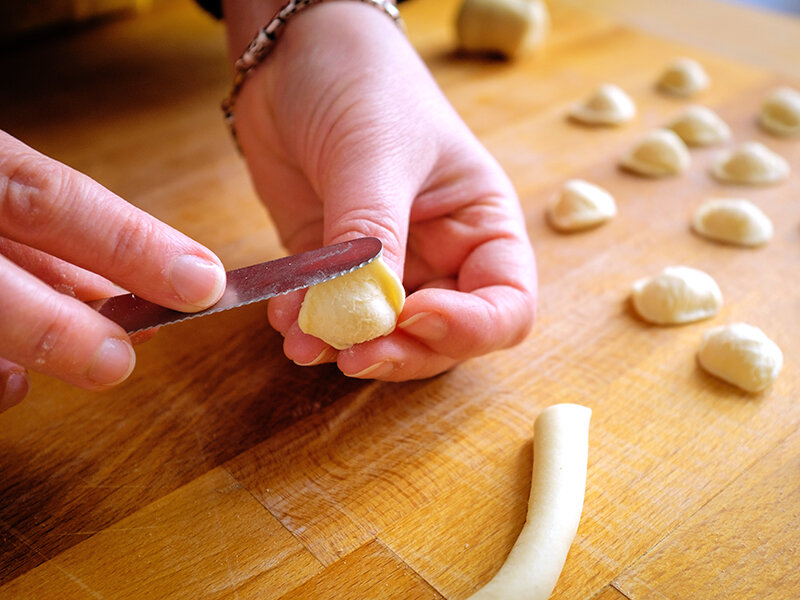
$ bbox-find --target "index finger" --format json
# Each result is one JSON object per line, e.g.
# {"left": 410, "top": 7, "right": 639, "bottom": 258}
{"left": 335, "top": 233, "right": 537, "bottom": 381}
{"left": 0, "top": 131, "right": 225, "bottom": 312}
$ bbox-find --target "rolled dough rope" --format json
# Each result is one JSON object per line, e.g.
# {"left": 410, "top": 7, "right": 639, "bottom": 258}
{"left": 467, "top": 403, "right": 591, "bottom": 600}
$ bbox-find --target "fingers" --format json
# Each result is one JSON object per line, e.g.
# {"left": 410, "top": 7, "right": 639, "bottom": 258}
{"left": 0, "top": 254, "right": 136, "bottom": 390}
{"left": 0, "top": 358, "right": 29, "bottom": 413}
{"left": 398, "top": 227, "right": 537, "bottom": 358}
{"left": 0, "top": 237, "right": 123, "bottom": 301}
{"left": 336, "top": 334, "right": 458, "bottom": 381}
{"left": 0, "top": 131, "right": 225, "bottom": 312}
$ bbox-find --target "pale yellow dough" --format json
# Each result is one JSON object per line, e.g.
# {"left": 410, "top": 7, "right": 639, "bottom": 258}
{"left": 298, "top": 256, "right": 405, "bottom": 350}
{"left": 698, "top": 323, "right": 783, "bottom": 392}
{"left": 620, "top": 129, "right": 691, "bottom": 177}
{"left": 631, "top": 266, "right": 722, "bottom": 325}
{"left": 667, "top": 105, "right": 731, "bottom": 147}
{"left": 547, "top": 179, "right": 617, "bottom": 231}
{"left": 759, "top": 86, "right": 800, "bottom": 137}
{"left": 711, "top": 142, "right": 790, "bottom": 185}
{"left": 456, "top": 0, "right": 549, "bottom": 58}
{"left": 466, "top": 403, "right": 591, "bottom": 600}
{"left": 691, "top": 198, "right": 773, "bottom": 247}
{"left": 657, "top": 57, "right": 709, "bottom": 97}
{"left": 569, "top": 83, "right": 636, "bottom": 126}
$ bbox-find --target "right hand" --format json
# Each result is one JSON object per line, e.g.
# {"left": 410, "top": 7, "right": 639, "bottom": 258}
{"left": 0, "top": 130, "right": 227, "bottom": 412}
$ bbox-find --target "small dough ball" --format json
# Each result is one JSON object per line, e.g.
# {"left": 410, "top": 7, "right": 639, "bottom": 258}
{"left": 711, "top": 142, "right": 790, "bottom": 185}
{"left": 698, "top": 323, "right": 783, "bottom": 392}
{"left": 547, "top": 179, "right": 617, "bottom": 231}
{"left": 620, "top": 129, "right": 691, "bottom": 177}
{"left": 298, "top": 256, "right": 405, "bottom": 350}
{"left": 456, "top": 0, "right": 549, "bottom": 59}
{"left": 691, "top": 198, "right": 773, "bottom": 247}
{"left": 657, "top": 57, "right": 709, "bottom": 97}
{"left": 568, "top": 83, "right": 636, "bottom": 126}
{"left": 631, "top": 266, "right": 722, "bottom": 325}
{"left": 759, "top": 86, "right": 800, "bottom": 137}
{"left": 667, "top": 105, "right": 731, "bottom": 147}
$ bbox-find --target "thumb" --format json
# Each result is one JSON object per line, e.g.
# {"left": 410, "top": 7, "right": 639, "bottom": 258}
{"left": 317, "top": 123, "right": 435, "bottom": 279}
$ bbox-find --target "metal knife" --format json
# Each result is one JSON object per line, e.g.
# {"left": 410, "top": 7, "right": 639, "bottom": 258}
{"left": 90, "top": 237, "right": 383, "bottom": 334}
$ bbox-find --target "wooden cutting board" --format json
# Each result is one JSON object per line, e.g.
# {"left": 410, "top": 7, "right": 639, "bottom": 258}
{"left": 1, "top": 1, "right": 799, "bottom": 598}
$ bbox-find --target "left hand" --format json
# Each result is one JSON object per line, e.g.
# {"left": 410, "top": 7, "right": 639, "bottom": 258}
{"left": 223, "top": 1, "right": 537, "bottom": 380}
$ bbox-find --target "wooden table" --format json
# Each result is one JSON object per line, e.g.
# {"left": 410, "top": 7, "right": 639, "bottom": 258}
{"left": 2, "top": 1, "right": 799, "bottom": 598}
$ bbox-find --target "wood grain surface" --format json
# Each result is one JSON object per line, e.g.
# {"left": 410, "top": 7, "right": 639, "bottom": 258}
{"left": 1, "top": 0, "right": 799, "bottom": 598}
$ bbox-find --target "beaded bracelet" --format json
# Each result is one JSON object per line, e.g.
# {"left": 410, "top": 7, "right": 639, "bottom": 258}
{"left": 221, "top": 0, "right": 405, "bottom": 148}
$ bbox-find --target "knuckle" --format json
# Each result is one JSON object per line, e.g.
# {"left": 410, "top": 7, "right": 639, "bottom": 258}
{"left": 28, "top": 302, "right": 72, "bottom": 370}
{"left": 106, "top": 216, "right": 158, "bottom": 278}
{"left": 0, "top": 153, "right": 71, "bottom": 234}
{"left": 334, "top": 211, "right": 404, "bottom": 261}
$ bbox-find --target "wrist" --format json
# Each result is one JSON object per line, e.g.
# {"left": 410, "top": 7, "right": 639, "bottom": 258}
{"left": 220, "top": 0, "right": 406, "bottom": 148}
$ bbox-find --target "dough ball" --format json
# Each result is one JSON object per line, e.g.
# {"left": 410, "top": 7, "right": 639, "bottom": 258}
{"left": 298, "top": 256, "right": 405, "bottom": 350}
{"left": 631, "top": 266, "right": 722, "bottom": 325}
{"left": 710, "top": 142, "right": 790, "bottom": 185}
{"left": 547, "top": 179, "right": 617, "bottom": 231}
{"left": 657, "top": 57, "right": 709, "bottom": 97}
{"left": 667, "top": 105, "right": 731, "bottom": 147}
{"left": 759, "top": 86, "right": 800, "bottom": 137}
{"left": 456, "top": 0, "right": 549, "bottom": 59}
{"left": 620, "top": 128, "right": 691, "bottom": 177}
{"left": 691, "top": 198, "right": 773, "bottom": 247}
{"left": 568, "top": 83, "right": 636, "bottom": 126}
{"left": 698, "top": 323, "right": 783, "bottom": 392}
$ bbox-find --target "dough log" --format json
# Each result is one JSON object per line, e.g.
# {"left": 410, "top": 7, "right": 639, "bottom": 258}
{"left": 467, "top": 403, "right": 591, "bottom": 600}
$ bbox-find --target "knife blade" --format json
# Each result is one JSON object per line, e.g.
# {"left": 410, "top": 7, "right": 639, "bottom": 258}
{"left": 90, "top": 237, "right": 383, "bottom": 334}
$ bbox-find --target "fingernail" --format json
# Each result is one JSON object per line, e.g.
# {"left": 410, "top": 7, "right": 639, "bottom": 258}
{"left": 398, "top": 312, "right": 448, "bottom": 342}
{"left": 347, "top": 361, "right": 395, "bottom": 379}
{"left": 168, "top": 255, "right": 226, "bottom": 310}
{"left": 0, "top": 369, "right": 29, "bottom": 411}
{"left": 295, "top": 348, "right": 336, "bottom": 367}
{"left": 88, "top": 338, "right": 136, "bottom": 386}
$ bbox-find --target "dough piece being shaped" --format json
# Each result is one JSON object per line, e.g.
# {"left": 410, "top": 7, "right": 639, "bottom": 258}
{"left": 547, "top": 179, "right": 617, "bottom": 231}
{"left": 657, "top": 57, "right": 709, "bottom": 97}
{"left": 698, "top": 323, "right": 783, "bottom": 392}
{"left": 692, "top": 198, "right": 773, "bottom": 247}
{"left": 467, "top": 403, "right": 591, "bottom": 600}
{"left": 711, "top": 142, "right": 789, "bottom": 185}
{"left": 667, "top": 105, "right": 731, "bottom": 147}
{"left": 456, "top": 0, "right": 549, "bottom": 59}
{"left": 298, "top": 256, "right": 405, "bottom": 350}
{"left": 620, "top": 129, "right": 690, "bottom": 177}
{"left": 759, "top": 86, "right": 800, "bottom": 137}
{"left": 568, "top": 83, "right": 636, "bottom": 125}
{"left": 631, "top": 266, "right": 722, "bottom": 325}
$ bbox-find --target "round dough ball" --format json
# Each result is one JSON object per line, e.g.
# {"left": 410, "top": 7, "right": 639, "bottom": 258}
{"left": 298, "top": 256, "right": 405, "bottom": 349}
{"left": 620, "top": 129, "right": 691, "bottom": 177}
{"left": 759, "top": 86, "right": 800, "bottom": 137}
{"left": 456, "top": 0, "right": 549, "bottom": 59}
{"left": 547, "top": 179, "right": 617, "bottom": 231}
{"left": 710, "top": 142, "right": 789, "bottom": 185}
{"left": 667, "top": 105, "right": 731, "bottom": 147}
{"left": 568, "top": 83, "right": 636, "bottom": 126}
{"left": 657, "top": 57, "right": 709, "bottom": 97}
{"left": 698, "top": 323, "right": 783, "bottom": 393}
{"left": 631, "top": 266, "right": 722, "bottom": 325}
{"left": 691, "top": 198, "right": 773, "bottom": 247}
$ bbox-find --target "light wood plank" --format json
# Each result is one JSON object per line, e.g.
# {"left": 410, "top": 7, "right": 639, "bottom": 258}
{"left": 274, "top": 540, "right": 445, "bottom": 600}
{"left": 613, "top": 425, "right": 800, "bottom": 599}
{"left": 0, "top": 468, "right": 322, "bottom": 599}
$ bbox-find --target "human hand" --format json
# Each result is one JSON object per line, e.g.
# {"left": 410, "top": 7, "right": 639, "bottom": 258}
{"left": 0, "top": 131, "right": 226, "bottom": 411}
{"left": 225, "top": 1, "right": 537, "bottom": 380}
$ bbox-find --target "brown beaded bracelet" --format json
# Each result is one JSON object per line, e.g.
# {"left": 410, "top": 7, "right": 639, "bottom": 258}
{"left": 221, "top": 0, "right": 405, "bottom": 149}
